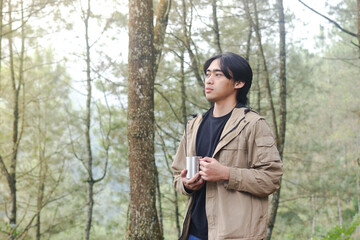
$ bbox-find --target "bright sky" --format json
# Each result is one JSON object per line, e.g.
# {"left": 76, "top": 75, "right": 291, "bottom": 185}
{"left": 284, "top": 0, "right": 341, "bottom": 51}
{"left": 22, "top": 0, "right": 341, "bottom": 108}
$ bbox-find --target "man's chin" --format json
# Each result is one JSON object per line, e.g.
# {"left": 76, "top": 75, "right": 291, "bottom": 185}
{"left": 205, "top": 94, "right": 214, "bottom": 101}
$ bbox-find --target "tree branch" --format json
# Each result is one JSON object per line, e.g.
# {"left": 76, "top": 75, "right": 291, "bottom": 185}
{"left": 298, "top": 0, "right": 357, "bottom": 38}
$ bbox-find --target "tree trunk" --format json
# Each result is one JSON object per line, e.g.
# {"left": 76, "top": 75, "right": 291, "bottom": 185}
{"left": 277, "top": 0, "right": 286, "bottom": 157}
{"left": 211, "top": 0, "right": 222, "bottom": 53}
{"left": 357, "top": 175, "right": 360, "bottom": 235}
{"left": 83, "top": 1, "right": 94, "bottom": 240}
{"left": 255, "top": 60, "right": 261, "bottom": 113}
{"left": 9, "top": 1, "right": 18, "bottom": 232}
{"left": 153, "top": 1, "right": 172, "bottom": 234}
{"left": 266, "top": 0, "right": 286, "bottom": 239}
{"left": 0, "top": 0, "right": 3, "bottom": 87}
{"left": 36, "top": 134, "right": 46, "bottom": 240}
{"left": 35, "top": 99, "right": 45, "bottom": 240}
{"left": 251, "top": 0, "right": 278, "bottom": 141}
{"left": 357, "top": 0, "right": 360, "bottom": 57}
{"left": 181, "top": 0, "right": 204, "bottom": 88}
{"left": 243, "top": 0, "right": 252, "bottom": 106}
{"left": 155, "top": 164, "right": 164, "bottom": 235}
{"left": 8, "top": 0, "right": 26, "bottom": 237}
{"left": 127, "top": 0, "right": 162, "bottom": 239}
{"left": 178, "top": 48, "right": 187, "bottom": 238}
{"left": 154, "top": 0, "right": 172, "bottom": 75}
{"left": 336, "top": 191, "right": 343, "bottom": 227}
{"left": 245, "top": 25, "right": 252, "bottom": 61}
{"left": 0, "top": 1, "right": 26, "bottom": 238}
{"left": 311, "top": 194, "right": 316, "bottom": 237}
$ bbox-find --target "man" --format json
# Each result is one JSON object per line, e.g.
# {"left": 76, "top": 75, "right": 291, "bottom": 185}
{"left": 171, "top": 52, "right": 283, "bottom": 240}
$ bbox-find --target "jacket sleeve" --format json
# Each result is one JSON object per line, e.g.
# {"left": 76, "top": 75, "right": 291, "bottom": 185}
{"left": 171, "top": 134, "right": 193, "bottom": 197}
{"left": 224, "top": 119, "right": 283, "bottom": 197}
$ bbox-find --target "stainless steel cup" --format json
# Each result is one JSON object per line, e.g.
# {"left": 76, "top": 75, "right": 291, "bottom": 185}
{"left": 186, "top": 156, "right": 200, "bottom": 179}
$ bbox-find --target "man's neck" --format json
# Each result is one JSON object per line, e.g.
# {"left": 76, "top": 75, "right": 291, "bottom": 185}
{"left": 212, "top": 100, "right": 237, "bottom": 117}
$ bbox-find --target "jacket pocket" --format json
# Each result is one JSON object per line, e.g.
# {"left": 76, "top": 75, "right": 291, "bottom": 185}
{"left": 255, "top": 136, "right": 274, "bottom": 147}
{"left": 254, "top": 136, "right": 281, "bottom": 164}
{"left": 219, "top": 137, "right": 248, "bottom": 168}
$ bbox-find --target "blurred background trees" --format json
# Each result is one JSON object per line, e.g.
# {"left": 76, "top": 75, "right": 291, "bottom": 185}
{"left": 0, "top": 0, "right": 359, "bottom": 239}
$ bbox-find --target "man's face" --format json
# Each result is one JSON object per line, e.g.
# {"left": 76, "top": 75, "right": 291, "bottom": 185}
{"left": 204, "top": 59, "right": 244, "bottom": 104}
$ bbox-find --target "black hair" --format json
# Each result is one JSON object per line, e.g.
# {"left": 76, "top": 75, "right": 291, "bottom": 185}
{"left": 203, "top": 52, "right": 253, "bottom": 105}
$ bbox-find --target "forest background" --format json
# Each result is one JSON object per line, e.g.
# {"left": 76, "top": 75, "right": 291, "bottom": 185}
{"left": 0, "top": 0, "right": 359, "bottom": 239}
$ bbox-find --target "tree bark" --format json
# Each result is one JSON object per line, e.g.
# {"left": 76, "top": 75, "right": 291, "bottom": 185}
{"left": 36, "top": 125, "right": 46, "bottom": 240}
{"left": 156, "top": 128, "right": 181, "bottom": 238}
{"left": 277, "top": 0, "right": 286, "bottom": 157}
{"left": 181, "top": 0, "right": 204, "bottom": 88}
{"left": 357, "top": 0, "right": 360, "bottom": 56}
{"left": 179, "top": 48, "right": 187, "bottom": 237}
{"left": 255, "top": 60, "right": 261, "bottom": 113}
{"left": 357, "top": 176, "right": 360, "bottom": 235}
{"left": 336, "top": 191, "right": 343, "bottom": 227}
{"left": 127, "top": 0, "right": 162, "bottom": 239}
{"left": 266, "top": 0, "right": 286, "bottom": 239}
{"left": 155, "top": 162, "right": 164, "bottom": 235}
{"left": 9, "top": 0, "right": 18, "bottom": 232}
{"left": 245, "top": 25, "right": 252, "bottom": 62}
{"left": 311, "top": 194, "right": 316, "bottom": 237}
{"left": 0, "top": 1, "right": 26, "bottom": 238}
{"left": 243, "top": 0, "right": 252, "bottom": 106}
{"left": 154, "top": 0, "right": 172, "bottom": 75}
{"left": 83, "top": 1, "right": 94, "bottom": 240}
{"left": 249, "top": 0, "right": 278, "bottom": 140}
{"left": 211, "top": 0, "right": 222, "bottom": 53}
{"left": 0, "top": 0, "right": 3, "bottom": 87}
{"left": 179, "top": 39, "right": 187, "bottom": 125}
{"left": 8, "top": 0, "right": 26, "bottom": 237}
{"left": 153, "top": 2, "right": 171, "bottom": 233}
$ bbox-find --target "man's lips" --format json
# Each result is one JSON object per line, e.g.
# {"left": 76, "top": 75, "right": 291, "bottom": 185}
{"left": 205, "top": 87, "right": 213, "bottom": 93}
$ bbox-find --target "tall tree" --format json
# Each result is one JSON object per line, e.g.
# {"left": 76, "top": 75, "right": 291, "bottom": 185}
{"left": 0, "top": 1, "right": 26, "bottom": 238}
{"left": 180, "top": 0, "right": 204, "bottom": 88}
{"left": 78, "top": 1, "right": 111, "bottom": 239}
{"left": 266, "top": 0, "right": 286, "bottom": 239}
{"left": 211, "top": 0, "right": 222, "bottom": 53}
{"left": 127, "top": 0, "right": 162, "bottom": 239}
{"left": 83, "top": 2, "right": 95, "bottom": 239}
{"left": 153, "top": 0, "right": 172, "bottom": 233}
{"left": 154, "top": 0, "right": 172, "bottom": 75}
{"left": 358, "top": 0, "right": 360, "bottom": 55}
{"left": 251, "top": 0, "right": 278, "bottom": 139}
{"left": 0, "top": 0, "right": 3, "bottom": 86}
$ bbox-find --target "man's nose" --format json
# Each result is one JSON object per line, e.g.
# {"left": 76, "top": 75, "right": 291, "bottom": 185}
{"left": 205, "top": 75, "right": 213, "bottom": 84}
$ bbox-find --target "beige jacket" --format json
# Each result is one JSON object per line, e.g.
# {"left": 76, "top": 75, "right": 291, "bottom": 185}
{"left": 171, "top": 107, "right": 283, "bottom": 240}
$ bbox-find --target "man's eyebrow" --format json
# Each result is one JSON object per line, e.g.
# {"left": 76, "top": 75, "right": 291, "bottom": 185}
{"left": 206, "top": 68, "right": 223, "bottom": 72}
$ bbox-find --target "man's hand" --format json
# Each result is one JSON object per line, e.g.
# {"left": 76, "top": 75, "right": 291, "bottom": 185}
{"left": 199, "top": 157, "right": 230, "bottom": 182}
{"left": 181, "top": 169, "right": 205, "bottom": 191}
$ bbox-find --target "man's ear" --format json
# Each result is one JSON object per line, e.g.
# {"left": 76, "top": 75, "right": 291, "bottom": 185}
{"left": 234, "top": 81, "right": 245, "bottom": 89}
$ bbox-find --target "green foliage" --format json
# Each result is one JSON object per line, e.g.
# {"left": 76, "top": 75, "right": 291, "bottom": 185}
{"left": 0, "top": 222, "right": 21, "bottom": 237}
{"left": 316, "top": 215, "right": 360, "bottom": 240}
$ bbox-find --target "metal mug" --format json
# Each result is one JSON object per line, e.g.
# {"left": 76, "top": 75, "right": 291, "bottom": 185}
{"left": 186, "top": 156, "right": 201, "bottom": 179}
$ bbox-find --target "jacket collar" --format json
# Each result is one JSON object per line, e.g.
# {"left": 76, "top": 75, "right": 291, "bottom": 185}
{"left": 212, "top": 107, "right": 249, "bottom": 157}
{"left": 186, "top": 105, "right": 251, "bottom": 157}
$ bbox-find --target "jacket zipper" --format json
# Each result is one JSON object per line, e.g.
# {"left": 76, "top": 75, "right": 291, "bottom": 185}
{"left": 217, "top": 116, "right": 246, "bottom": 144}
{"left": 217, "top": 107, "right": 250, "bottom": 144}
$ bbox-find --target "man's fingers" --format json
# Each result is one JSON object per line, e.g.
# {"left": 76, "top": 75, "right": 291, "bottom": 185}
{"left": 180, "top": 169, "right": 187, "bottom": 178}
{"left": 200, "top": 157, "right": 212, "bottom": 162}
{"left": 182, "top": 172, "right": 205, "bottom": 191}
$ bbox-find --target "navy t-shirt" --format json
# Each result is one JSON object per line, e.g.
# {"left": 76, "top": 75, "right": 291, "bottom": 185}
{"left": 189, "top": 108, "right": 232, "bottom": 239}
